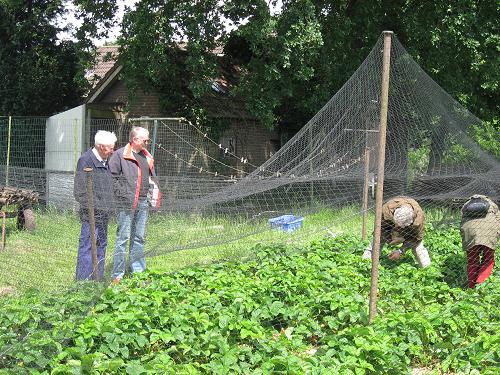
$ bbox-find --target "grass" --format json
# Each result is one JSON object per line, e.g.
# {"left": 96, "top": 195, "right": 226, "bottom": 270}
{"left": 0, "top": 205, "right": 368, "bottom": 293}
{"left": 0, "top": 209, "right": 80, "bottom": 292}
{"left": 146, "top": 205, "right": 369, "bottom": 271}
{"left": 0, "top": 203, "right": 461, "bottom": 294}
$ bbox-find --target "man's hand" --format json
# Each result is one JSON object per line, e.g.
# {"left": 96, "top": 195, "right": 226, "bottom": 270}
{"left": 390, "top": 232, "right": 404, "bottom": 245}
{"left": 389, "top": 239, "right": 403, "bottom": 245}
{"left": 388, "top": 249, "right": 402, "bottom": 261}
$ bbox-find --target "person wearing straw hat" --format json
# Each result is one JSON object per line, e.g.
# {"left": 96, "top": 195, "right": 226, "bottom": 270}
{"left": 73, "top": 130, "right": 117, "bottom": 281}
{"left": 362, "top": 196, "right": 431, "bottom": 267}
{"left": 460, "top": 194, "right": 500, "bottom": 288}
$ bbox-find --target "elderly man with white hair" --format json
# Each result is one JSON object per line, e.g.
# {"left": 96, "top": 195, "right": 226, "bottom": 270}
{"left": 74, "top": 130, "right": 117, "bottom": 281}
{"left": 108, "top": 126, "right": 161, "bottom": 284}
{"left": 362, "top": 196, "right": 431, "bottom": 267}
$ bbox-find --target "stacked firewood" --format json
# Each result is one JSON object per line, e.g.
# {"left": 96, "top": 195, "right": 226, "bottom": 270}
{"left": 0, "top": 187, "right": 39, "bottom": 206}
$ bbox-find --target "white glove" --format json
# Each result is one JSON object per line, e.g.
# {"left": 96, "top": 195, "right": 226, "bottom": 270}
{"left": 362, "top": 249, "right": 372, "bottom": 259}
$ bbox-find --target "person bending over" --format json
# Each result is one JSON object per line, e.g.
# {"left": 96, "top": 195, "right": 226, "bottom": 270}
{"left": 362, "top": 196, "right": 431, "bottom": 268}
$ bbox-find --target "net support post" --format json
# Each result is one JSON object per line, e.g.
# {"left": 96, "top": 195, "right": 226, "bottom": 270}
{"left": 361, "top": 147, "right": 371, "bottom": 240}
{"left": 5, "top": 116, "right": 12, "bottom": 186}
{"left": 309, "top": 127, "right": 314, "bottom": 203}
{"left": 369, "top": 31, "right": 393, "bottom": 324}
{"left": 84, "top": 167, "right": 99, "bottom": 281}
{"left": 151, "top": 119, "right": 158, "bottom": 158}
{"left": 1, "top": 211, "right": 6, "bottom": 251}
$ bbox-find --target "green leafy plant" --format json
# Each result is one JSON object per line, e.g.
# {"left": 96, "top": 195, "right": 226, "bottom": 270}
{"left": 0, "top": 229, "right": 498, "bottom": 374}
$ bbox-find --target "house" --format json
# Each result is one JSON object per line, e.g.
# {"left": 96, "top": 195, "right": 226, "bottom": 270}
{"left": 83, "top": 45, "right": 281, "bottom": 178}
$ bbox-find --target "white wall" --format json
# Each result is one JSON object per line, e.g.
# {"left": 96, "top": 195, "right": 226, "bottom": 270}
{"left": 45, "top": 105, "right": 86, "bottom": 207}
{"left": 45, "top": 105, "right": 86, "bottom": 172}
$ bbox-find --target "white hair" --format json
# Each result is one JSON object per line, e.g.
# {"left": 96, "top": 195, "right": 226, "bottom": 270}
{"left": 129, "top": 126, "right": 149, "bottom": 141}
{"left": 393, "top": 205, "right": 414, "bottom": 228}
{"left": 94, "top": 130, "right": 117, "bottom": 146}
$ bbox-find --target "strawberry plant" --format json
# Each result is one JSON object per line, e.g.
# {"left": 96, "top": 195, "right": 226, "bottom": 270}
{"left": 0, "top": 228, "right": 498, "bottom": 374}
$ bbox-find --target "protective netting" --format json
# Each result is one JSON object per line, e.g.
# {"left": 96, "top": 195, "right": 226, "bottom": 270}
{"left": 0, "top": 32, "right": 498, "bottom": 284}
{"left": 0, "top": 33, "right": 499, "bottom": 372}
{"left": 1, "top": 33, "right": 499, "bottom": 289}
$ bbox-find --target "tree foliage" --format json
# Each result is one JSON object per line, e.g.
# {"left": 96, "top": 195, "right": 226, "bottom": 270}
{"left": 119, "top": 0, "right": 234, "bottom": 124}
{"left": 119, "top": 0, "right": 498, "bottom": 142}
{"left": 0, "top": 0, "right": 118, "bottom": 116}
{"left": 233, "top": 0, "right": 499, "bottom": 129}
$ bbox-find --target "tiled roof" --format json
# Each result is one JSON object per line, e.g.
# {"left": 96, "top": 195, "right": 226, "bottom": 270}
{"left": 176, "top": 42, "right": 224, "bottom": 56}
{"left": 86, "top": 44, "right": 223, "bottom": 87}
{"left": 86, "top": 45, "right": 119, "bottom": 86}
{"left": 86, "top": 44, "right": 253, "bottom": 119}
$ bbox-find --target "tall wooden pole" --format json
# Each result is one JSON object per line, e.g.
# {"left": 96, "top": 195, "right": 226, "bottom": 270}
{"left": 151, "top": 119, "right": 158, "bottom": 158}
{"left": 309, "top": 127, "right": 314, "bottom": 204}
{"left": 361, "top": 146, "right": 370, "bottom": 240}
{"left": 368, "top": 31, "right": 393, "bottom": 324}
{"left": 84, "top": 167, "right": 99, "bottom": 281}
{"left": 1, "top": 212, "right": 6, "bottom": 251}
{"left": 5, "top": 116, "right": 12, "bottom": 186}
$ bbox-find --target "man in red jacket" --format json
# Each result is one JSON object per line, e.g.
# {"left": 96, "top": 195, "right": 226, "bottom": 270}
{"left": 108, "top": 126, "right": 161, "bottom": 283}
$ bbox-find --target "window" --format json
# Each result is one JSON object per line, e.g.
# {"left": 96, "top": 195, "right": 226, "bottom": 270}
{"left": 268, "top": 139, "right": 280, "bottom": 158}
{"left": 210, "top": 80, "right": 227, "bottom": 94}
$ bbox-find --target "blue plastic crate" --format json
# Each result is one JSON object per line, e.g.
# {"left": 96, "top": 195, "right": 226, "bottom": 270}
{"left": 268, "top": 215, "right": 303, "bottom": 232}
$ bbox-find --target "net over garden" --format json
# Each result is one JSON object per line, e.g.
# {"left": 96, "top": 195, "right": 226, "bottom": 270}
{"left": 0, "top": 32, "right": 499, "bottom": 292}
{"left": 1, "top": 32, "right": 499, "bottom": 373}
{"left": 111, "top": 33, "right": 498, "bottom": 258}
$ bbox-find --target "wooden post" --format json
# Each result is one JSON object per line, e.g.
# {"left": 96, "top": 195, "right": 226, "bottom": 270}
{"left": 1, "top": 211, "right": 6, "bottom": 251}
{"left": 309, "top": 127, "right": 314, "bottom": 204}
{"left": 361, "top": 147, "right": 371, "bottom": 240}
{"left": 84, "top": 167, "right": 99, "bottom": 281}
{"left": 5, "top": 116, "right": 12, "bottom": 186}
{"left": 369, "top": 31, "right": 393, "bottom": 324}
{"left": 151, "top": 119, "right": 158, "bottom": 158}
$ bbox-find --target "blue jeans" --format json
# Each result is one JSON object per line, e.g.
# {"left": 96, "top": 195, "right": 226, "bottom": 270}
{"left": 76, "top": 220, "right": 108, "bottom": 281}
{"left": 112, "top": 198, "right": 149, "bottom": 280}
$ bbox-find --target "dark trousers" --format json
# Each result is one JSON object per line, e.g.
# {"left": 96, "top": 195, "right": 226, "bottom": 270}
{"left": 76, "top": 220, "right": 108, "bottom": 281}
{"left": 467, "top": 245, "right": 495, "bottom": 288}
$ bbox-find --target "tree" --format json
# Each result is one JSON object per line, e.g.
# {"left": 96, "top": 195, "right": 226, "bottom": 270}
{"left": 119, "top": 0, "right": 238, "bottom": 126}
{"left": 232, "top": 0, "right": 498, "bottom": 127}
{"left": 0, "top": 0, "right": 118, "bottom": 116}
{"left": 233, "top": 0, "right": 499, "bottom": 158}
{"left": 117, "top": 0, "right": 498, "bottom": 145}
